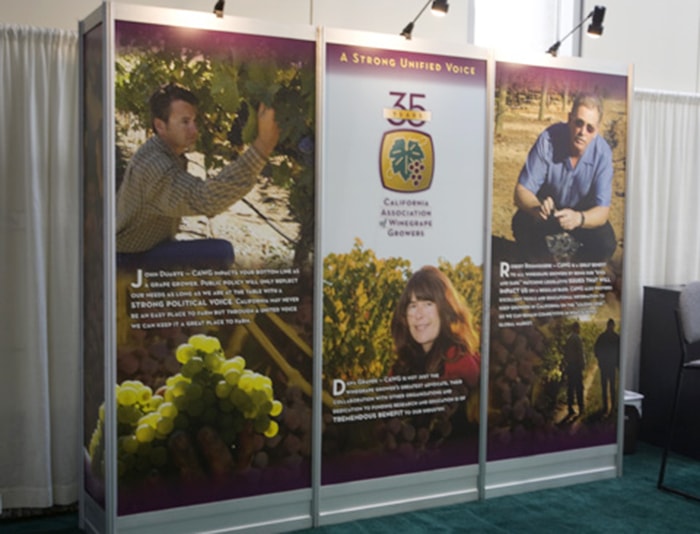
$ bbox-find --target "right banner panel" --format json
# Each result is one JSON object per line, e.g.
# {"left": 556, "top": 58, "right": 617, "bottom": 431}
{"left": 489, "top": 61, "right": 629, "bottom": 460}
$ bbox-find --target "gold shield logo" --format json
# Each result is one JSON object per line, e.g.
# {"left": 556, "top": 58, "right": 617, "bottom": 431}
{"left": 380, "top": 130, "right": 434, "bottom": 193}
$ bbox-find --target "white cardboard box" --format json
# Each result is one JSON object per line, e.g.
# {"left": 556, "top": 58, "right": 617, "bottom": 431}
{"left": 624, "top": 390, "right": 644, "bottom": 417}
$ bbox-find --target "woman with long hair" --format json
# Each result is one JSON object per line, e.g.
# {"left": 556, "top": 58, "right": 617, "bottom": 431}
{"left": 391, "top": 265, "right": 480, "bottom": 388}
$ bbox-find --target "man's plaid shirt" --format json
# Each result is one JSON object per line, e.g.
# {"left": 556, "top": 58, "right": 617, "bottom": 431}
{"left": 116, "top": 135, "right": 266, "bottom": 253}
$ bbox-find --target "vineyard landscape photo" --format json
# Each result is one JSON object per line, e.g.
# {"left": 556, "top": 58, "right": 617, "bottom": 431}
{"left": 83, "top": 21, "right": 318, "bottom": 514}
{"left": 488, "top": 62, "right": 628, "bottom": 460}
{"left": 322, "top": 241, "right": 483, "bottom": 482}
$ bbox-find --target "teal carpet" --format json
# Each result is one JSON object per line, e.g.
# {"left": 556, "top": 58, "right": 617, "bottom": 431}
{"left": 3, "top": 443, "right": 699, "bottom": 533}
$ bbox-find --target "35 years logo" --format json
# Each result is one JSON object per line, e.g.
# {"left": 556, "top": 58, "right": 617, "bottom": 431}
{"left": 380, "top": 92, "right": 434, "bottom": 193}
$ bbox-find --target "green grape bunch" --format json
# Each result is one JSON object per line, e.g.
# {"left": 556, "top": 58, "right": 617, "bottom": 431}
{"left": 88, "top": 334, "right": 283, "bottom": 484}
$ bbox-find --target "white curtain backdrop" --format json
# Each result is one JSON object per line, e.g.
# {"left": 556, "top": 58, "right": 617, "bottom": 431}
{"left": 622, "top": 89, "right": 700, "bottom": 391}
{"left": 0, "top": 25, "right": 80, "bottom": 509}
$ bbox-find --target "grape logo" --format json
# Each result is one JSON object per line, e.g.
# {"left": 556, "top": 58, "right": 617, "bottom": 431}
{"left": 380, "top": 129, "right": 434, "bottom": 193}
{"left": 380, "top": 91, "right": 434, "bottom": 193}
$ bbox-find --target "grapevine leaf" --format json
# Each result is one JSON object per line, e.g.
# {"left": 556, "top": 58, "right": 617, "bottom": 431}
{"left": 270, "top": 161, "right": 293, "bottom": 185}
{"left": 210, "top": 63, "right": 240, "bottom": 115}
{"left": 389, "top": 139, "right": 425, "bottom": 181}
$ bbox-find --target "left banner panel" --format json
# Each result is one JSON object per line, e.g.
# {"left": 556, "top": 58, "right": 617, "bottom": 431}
{"left": 83, "top": 14, "right": 316, "bottom": 517}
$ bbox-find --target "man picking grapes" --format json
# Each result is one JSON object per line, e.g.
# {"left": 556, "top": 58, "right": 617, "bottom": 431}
{"left": 116, "top": 83, "right": 280, "bottom": 269}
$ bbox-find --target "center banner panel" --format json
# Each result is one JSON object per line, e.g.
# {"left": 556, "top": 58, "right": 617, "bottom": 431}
{"left": 322, "top": 38, "right": 487, "bottom": 484}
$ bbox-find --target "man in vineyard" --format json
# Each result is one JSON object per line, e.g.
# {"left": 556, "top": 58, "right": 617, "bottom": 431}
{"left": 116, "top": 83, "right": 280, "bottom": 269}
{"left": 511, "top": 93, "right": 616, "bottom": 263}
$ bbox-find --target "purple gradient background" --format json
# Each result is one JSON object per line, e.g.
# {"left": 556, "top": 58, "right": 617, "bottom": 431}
{"left": 116, "top": 20, "right": 315, "bottom": 60}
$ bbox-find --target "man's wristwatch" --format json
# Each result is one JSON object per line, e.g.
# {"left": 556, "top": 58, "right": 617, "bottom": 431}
{"left": 579, "top": 211, "right": 585, "bottom": 228}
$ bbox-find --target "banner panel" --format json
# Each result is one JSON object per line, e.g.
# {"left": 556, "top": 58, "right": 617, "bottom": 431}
{"left": 488, "top": 61, "right": 628, "bottom": 460}
{"left": 82, "top": 20, "right": 108, "bottom": 514}
{"left": 322, "top": 39, "right": 488, "bottom": 484}
{"left": 82, "top": 19, "right": 316, "bottom": 515}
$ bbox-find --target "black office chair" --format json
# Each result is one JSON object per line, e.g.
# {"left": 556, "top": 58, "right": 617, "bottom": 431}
{"left": 657, "top": 281, "right": 700, "bottom": 500}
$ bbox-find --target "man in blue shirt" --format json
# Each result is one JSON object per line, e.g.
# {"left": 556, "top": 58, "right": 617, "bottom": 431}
{"left": 511, "top": 93, "right": 616, "bottom": 262}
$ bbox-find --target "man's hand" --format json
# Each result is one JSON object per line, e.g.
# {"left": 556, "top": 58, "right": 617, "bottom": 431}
{"left": 252, "top": 103, "right": 280, "bottom": 158}
{"left": 554, "top": 208, "right": 583, "bottom": 231}
{"left": 537, "top": 196, "right": 555, "bottom": 220}
{"left": 514, "top": 185, "right": 555, "bottom": 221}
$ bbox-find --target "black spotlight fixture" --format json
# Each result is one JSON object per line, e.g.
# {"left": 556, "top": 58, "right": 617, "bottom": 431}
{"left": 213, "top": 0, "right": 225, "bottom": 18}
{"left": 587, "top": 6, "right": 606, "bottom": 37}
{"left": 401, "top": 0, "right": 450, "bottom": 40}
{"left": 432, "top": 0, "right": 449, "bottom": 16}
{"left": 546, "top": 5, "right": 606, "bottom": 57}
{"left": 400, "top": 21, "right": 417, "bottom": 40}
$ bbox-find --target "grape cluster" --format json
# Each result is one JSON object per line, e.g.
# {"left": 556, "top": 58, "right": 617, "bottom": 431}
{"left": 408, "top": 159, "right": 426, "bottom": 186}
{"left": 88, "top": 334, "right": 283, "bottom": 482}
{"left": 117, "top": 339, "right": 181, "bottom": 388}
{"left": 255, "top": 385, "right": 311, "bottom": 472}
{"left": 322, "top": 391, "right": 468, "bottom": 466}
{"left": 374, "top": 413, "right": 450, "bottom": 460}
{"left": 227, "top": 101, "right": 250, "bottom": 148}
{"left": 489, "top": 323, "right": 551, "bottom": 446}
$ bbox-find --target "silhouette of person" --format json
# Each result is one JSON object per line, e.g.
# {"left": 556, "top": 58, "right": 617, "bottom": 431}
{"left": 563, "top": 321, "right": 585, "bottom": 416}
{"left": 594, "top": 318, "right": 620, "bottom": 416}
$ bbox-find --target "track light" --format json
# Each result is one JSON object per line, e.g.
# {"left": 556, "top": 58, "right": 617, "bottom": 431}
{"left": 400, "top": 0, "right": 450, "bottom": 40}
{"left": 546, "top": 40, "right": 562, "bottom": 57}
{"left": 213, "top": 0, "right": 225, "bottom": 18}
{"left": 587, "top": 6, "right": 605, "bottom": 37}
{"left": 400, "top": 22, "right": 415, "bottom": 40}
{"left": 546, "top": 5, "right": 606, "bottom": 57}
{"left": 431, "top": 0, "right": 449, "bottom": 16}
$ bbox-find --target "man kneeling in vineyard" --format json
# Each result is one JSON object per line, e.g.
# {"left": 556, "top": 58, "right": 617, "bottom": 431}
{"left": 116, "top": 83, "right": 280, "bottom": 269}
{"left": 511, "top": 93, "right": 616, "bottom": 263}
